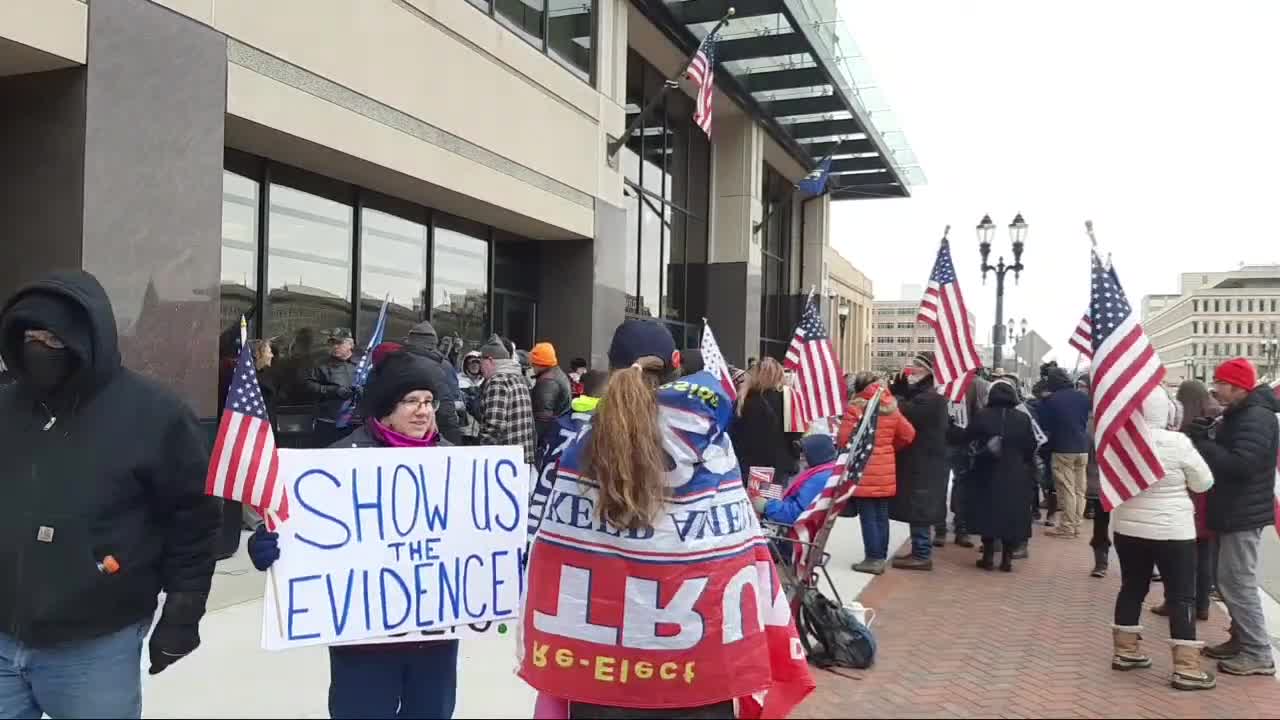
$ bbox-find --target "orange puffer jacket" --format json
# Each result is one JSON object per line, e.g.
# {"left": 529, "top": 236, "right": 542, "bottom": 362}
{"left": 837, "top": 384, "right": 917, "bottom": 499}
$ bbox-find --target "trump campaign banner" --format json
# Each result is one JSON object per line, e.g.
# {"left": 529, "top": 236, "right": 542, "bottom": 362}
{"left": 261, "top": 445, "right": 527, "bottom": 650}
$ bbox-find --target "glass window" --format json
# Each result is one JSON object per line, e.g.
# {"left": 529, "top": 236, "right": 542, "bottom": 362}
{"left": 1214, "top": 299, "right": 1220, "bottom": 313}
{"left": 1236, "top": 299, "right": 1243, "bottom": 312}
{"left": 467, "top": 0, "right": 490, "bottom": 10}
{"left": 1192, "top": 321, "right": 1198, "bottom": 334}
{"left": 359, "top": 203, "right": 428, "bottom": 347}
{"left": 493, "top": 231, "right": 540, "bottom": 296}
{"left": 496, "top": 0, "right": 545, "bottom": 46}
{"left": 546, "top": 0, "right": 593, "bottom": 81}
{"left": 1248, "top": 322, "right": 1254, "bottom": 335}
{"left": 1248, "top": 343, "right": 1254, "bottom": 356}
{"left": 1271, "top": 300, "right": 1277, "bottom": 313}
{"left": 1248, "top": 299, "right": 1254, "bottom": 312}
{"left": 432, "top": 214, "right": 490, "bottom": 349}
{"left": 221, "top": 170, "right": 259, "bottom": 340}
{"left": 266, "top": 183, "right": 354, "bottom": 406}
{"left": 1192, "top": 300, "right": 1199, "bottom": 312}
{"left": 1237, "top": 322, "right": 1244, "bottom": 334}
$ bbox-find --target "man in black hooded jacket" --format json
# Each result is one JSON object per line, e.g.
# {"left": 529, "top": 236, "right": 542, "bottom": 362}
{"left": 0, "top": 270, "right": 218, "bottom": 718}
{"left": 401, "top": 321, "right": 463, "bottom": 444}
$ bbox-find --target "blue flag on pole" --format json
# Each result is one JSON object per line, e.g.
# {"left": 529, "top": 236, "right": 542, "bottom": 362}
{"left": 798, "top": 155, "right": 833, "bottom": 197}
{"left": 335, "top": 296, "right": 389, "bottom": 428}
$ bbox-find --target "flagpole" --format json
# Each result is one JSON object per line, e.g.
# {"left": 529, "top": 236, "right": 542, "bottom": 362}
{"left": 605, "top": 8, "right": 735, "bottom": 162}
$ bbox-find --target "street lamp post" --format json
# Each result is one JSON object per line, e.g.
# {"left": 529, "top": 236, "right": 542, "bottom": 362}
{"left": 1007, "top": 317, "right": 1027, "bottom": 379}
{"left": 978, "top": 213, "right": 1028, "bottom": 372}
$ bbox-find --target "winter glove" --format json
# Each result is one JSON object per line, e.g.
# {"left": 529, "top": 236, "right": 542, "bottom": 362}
{"left": 148, "top": 591, "right": 207, "bottom": 675}
{"left": 1187, "top": 416, "right": 1215, "bottom": 440}
{"left": 247, "top": 526, "right": 280, "bottom": 571}
{"left": 336, "top": 385, "right": 355, "bottom": 401}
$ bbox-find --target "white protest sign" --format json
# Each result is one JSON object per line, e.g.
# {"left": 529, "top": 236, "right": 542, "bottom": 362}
{"left": 261, "top": 445, "right": 528, "bottom": 651}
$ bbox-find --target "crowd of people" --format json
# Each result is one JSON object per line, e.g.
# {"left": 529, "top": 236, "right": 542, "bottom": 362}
{"left": 0, "top": 266, "right": 1276, "bottom": 718}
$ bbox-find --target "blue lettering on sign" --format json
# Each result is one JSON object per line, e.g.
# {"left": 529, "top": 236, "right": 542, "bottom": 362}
{"left": 391, "top": 464, "right": 421, "bottom": 538}
{"left": 352, "top": 467, "right": 385, "bottom": 543}
{"left": 380, "top": 568, "right": 411, "bottom": 631}
{"left": 438, "top": 557, "right": 461, "bottom": 622}
{"left": 387, "top": 542, "right": 405, "bottom": 562}
{"left": 471, "top": 458, "right": 492, "bottom": 531}
{"left": 293, "top": 469, "right": 351, "bottom": 550}
{"left": 409, "top": 541, "right": 424, "bottom": 562}
{"left": 493, "top": 460, "right": 521, "bottom": 531}
{"left": 361, "top": 570, "right": 372, "bottom": 632}
{"left": 286, "top": 575, "right": 323, "bottom": 641}
{"left": 491, "top": 550, "right": 511, "bottom": 616}
{"left": 462, "top": 554, "right": 488, "bottom": 618}
{"left": 412, "top": 562, "right": 437, "bottom": 628}
{"left": 420, "top": 462, "right": 450, "bottom": 531}
{"left": 326, "top": 569, "right": 355, "bottom": 636}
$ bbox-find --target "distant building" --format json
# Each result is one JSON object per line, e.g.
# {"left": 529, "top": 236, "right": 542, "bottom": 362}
{"left": 823, "top": 247, "right": 874, "bottom": 372}
{"left": 870, "top": 300, "right": 976, "bottom": 376}
{"left": 1143, "top": 265, "right": 1280, "bottom": 384}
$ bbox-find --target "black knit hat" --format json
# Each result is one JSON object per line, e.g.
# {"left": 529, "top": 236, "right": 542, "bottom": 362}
{"left": 360, "top": 351, "right": 449, "bottom": 421}
{"left": 608, "top": 319, "right": 678, "bottom": 370}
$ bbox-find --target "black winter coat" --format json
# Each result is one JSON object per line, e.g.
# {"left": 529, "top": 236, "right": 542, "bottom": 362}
{"left": 959, "top": 385, "right": 1037, "bottom": 541}
{"left": 532, "top": 366, "right": 573, "bottom": 441}
{"left": 891, "top": 383, "right": 951, "bottom": 525}
{"left": 1195, "top": 385, "right": 1280, "bottom": 533}
{"left": 303, "top": 357, "right": 356, "bottom": 422}
{"left": 730, "top": 389, "right": 800, "bottom": 482}
{"left": 0, "top": 271, "right": 218, "bottom": 647}
{"left": 401, "top": 344, "right": 464, "bottom": 444}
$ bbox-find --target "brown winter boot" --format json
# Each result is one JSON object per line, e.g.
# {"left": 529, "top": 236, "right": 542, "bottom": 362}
{"left": 1170, "top": 642, "right": 1216, "bottom": 690}
{"left": 1112, "top": 626, "right": 1153, "bottom": 670}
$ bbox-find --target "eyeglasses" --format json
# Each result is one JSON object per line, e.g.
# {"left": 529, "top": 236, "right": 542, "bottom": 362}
{"left": 398, "top": 397, "right": 440, "bottom": 411}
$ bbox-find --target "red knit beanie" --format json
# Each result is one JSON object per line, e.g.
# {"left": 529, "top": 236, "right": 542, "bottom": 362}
{"left": 371, "top": 341, "right": 403, "bottom": 369}
{"left": 1213, "top": 357, "right": 1257, "bottom": 391}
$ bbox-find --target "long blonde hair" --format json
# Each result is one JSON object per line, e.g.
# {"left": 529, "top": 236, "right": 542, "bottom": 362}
{"left": 582, "top": 356, "right": 670, "bottom": 530}
{"left": 737, "top": 357, "right": 785, "bottom": 416}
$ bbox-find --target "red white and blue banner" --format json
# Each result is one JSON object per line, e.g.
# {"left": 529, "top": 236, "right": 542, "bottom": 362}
{"left": 520, "top": 371, "right": 814, "bottom": 717}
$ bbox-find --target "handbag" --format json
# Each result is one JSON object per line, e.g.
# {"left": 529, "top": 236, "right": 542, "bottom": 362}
{"left": 969, "top": 409, "right": 1007, "bottom": 460}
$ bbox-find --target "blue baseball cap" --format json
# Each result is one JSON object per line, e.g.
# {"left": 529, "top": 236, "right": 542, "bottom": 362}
{"left": 607, "top": 319, "right": 679, "bottom": 371}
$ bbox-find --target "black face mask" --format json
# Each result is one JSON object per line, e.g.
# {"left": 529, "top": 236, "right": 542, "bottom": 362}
{"left": 21, "top": 342, "right": 75, "bottom": 393}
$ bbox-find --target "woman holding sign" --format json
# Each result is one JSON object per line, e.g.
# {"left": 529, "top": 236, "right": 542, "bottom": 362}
{"left": 248, "top": 351, "right": 461, "bottom": 719}
{"left": 521, "top": 320, "right": 814, "bottom": 719}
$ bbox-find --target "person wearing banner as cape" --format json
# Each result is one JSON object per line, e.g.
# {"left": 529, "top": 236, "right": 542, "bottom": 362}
{"left": 520, "top": 320, "right": 814, "bottom": 719}
{"left": 247, "top": 351, "right": 462, "bottom": 719}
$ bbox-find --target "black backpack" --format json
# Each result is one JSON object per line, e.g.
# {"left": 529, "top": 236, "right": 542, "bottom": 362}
{"left": 796, "top": 588, "right": 877, "bottom": 669}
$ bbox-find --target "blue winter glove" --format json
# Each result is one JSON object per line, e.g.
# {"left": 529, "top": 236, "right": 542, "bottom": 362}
{"left": 247, "top": 526, "right": 280, "bottom": 571}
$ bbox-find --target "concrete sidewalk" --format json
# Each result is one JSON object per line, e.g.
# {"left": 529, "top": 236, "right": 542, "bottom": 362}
{"left": 795, "top": 521, "right": 1280, "bottom": 720}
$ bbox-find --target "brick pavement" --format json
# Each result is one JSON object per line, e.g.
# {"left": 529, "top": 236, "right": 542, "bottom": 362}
{"left": 794, "top": 522, "right": 1280, "bottom": 719}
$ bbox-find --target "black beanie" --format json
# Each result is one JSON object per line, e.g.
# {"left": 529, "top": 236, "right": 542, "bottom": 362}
{"left": 360, "top": 351, "right": 448, "bottom": 421}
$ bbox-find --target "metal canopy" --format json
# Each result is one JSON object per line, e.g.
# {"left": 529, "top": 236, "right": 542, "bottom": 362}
{"left": 621, "top": 0, "right": 924, "bottom": 200}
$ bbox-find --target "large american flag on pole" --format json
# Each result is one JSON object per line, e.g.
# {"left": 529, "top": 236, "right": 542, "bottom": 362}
{"left": 206, "top": 325, "right": 287, "bottom": 525}
{"left": 1069, "top": 313, "right": 1093, "bottom": 358}
{"left": 688, "top": 29, "right": 718, "bottom": 137}
{"left": 787, "top": 389, "right": 881, "bottom": 569}
{"left": 919, "top": 239, "right": 982, "bottom": 401}
{"left": 1090, "top": 251, "right": 1166, "bottom": 511}
{"left": 784, "top": 293, "right": 845, "bottom": 431}
{"left": 700, "top": 319, "right": 738, "bottom": 401}
{"left": 336, "top": 296, "right": 389, "bottom": 429}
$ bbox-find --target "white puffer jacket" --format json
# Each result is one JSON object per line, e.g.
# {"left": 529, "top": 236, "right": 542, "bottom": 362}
{"left": 1111, "top": 390, "right": 1214, "bottom": 541}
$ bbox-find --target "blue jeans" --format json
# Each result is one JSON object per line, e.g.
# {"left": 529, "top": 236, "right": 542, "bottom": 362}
{"left": 329, "top": 640, "right": 459, "bottom": 719}
{"left": 858, "top": 498, "right": 891, "bottom": 560}
{"left": 910, "top": 524, "right": 933, "bottom": 560}
{"left": 0, "top": 621, "right": 149, "bottom": 719}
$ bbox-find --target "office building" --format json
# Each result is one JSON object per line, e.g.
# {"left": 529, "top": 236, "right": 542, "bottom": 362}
{"left": 1, "top": 0, "right": 921, "bottom": 426}
{"left": 823, "top": 246, "right": 873, "bottom": 372}
{"left": 1143, "top": 266, "right": 1280, "bottom": 384}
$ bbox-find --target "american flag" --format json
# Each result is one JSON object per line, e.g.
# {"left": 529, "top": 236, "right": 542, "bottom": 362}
{"left": 687, "top": 30, "right": 718, "bottom": 137}
{"left": 919, "top": 239, "right": 982, "bottom": 402}
{"left": 1069, "top": 313, "right": 1093, "bottom": 358}
{"left": 700, "top": 320, "right": 737, "bottom": 401}
{"left": 787, "top": 389, "right": 881, "bottom": 569}
{"left": 784, "top": 294, "right": 845, "bottom": 431}
{"left": 335, "top": 296, "right": 389, "bottom": 429}
{"left": 206, "top": 330, "right": 287, "bottom": 525}
{"left": 1089, "top": 251, "right": 1166, "bottom": 511}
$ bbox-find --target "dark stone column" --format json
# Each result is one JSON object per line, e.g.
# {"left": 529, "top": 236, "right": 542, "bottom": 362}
{"left": 81, "top": 0, "right": 226, "bottom": 417}
{"left": 705, "top": 262, "right": 762, "bottom": 367}
{"left": 589, "top": 199, "right": 628, "bottom": 365}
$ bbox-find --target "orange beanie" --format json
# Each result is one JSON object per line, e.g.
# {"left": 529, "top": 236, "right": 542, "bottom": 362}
{"left": 530, "top": 342, "right": 558, "bottom": 369}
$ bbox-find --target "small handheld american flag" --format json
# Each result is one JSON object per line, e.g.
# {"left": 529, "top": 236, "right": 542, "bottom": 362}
{"left": 1069, "top": 313, "right": 1093, "bottom": 358}
{"left": 784, "top": 293, "right": 845, "bottom": 432}
{"left": 701, "top": 319, "right": 738, "bottom": 401}
{"left": 919, "top": 238, "right": 982, "bottom": 401}
{"left": 687, "top": 29, "right": 718, "bottom": 137}
{"left": 335, "top": 296, "right": 389, "bottom": 429}
{"left": 206, "top": 320, "right": 287, "bottom": 527}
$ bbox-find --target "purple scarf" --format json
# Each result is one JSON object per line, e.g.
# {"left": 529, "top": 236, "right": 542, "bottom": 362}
{"left": 367, "top": 418, "right": 438, "bottom": 448}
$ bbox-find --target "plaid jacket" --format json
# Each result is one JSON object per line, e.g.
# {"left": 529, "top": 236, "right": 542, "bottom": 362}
{"left": 480, "top": 364, "right": 536, "bottom": 464}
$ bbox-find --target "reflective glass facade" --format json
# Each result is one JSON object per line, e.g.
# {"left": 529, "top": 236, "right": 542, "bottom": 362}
{"left": 468, "top": 0, "right": 596, "bottom": 83}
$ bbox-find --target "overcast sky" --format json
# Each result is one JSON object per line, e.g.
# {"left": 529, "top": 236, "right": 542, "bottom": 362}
{"left": 829, "top": 0, "right": 1280, "bottom": 366}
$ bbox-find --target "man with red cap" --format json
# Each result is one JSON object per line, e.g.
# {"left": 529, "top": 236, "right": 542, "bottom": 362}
{"left": 1188, "top": 357, "right": 1279, "bottom": 677}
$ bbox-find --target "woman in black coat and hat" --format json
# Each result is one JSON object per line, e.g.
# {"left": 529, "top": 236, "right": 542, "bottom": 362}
{"left": 890, "top": 351, "right": 951, "bottom": 570}
{"left": 960, "top": 378, "right": 1038, "bottom": 572}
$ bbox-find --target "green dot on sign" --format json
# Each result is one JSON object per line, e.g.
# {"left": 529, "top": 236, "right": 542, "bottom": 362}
{"left": 498, "top": 623, "right": 508, "bottom": 634}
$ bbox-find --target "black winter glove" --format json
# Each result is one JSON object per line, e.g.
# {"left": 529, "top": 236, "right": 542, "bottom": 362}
{"left": 1187, "top": 416, "right": 1215, "bottom": 440}
{"left": 148, "top": 592, "right": 207, "bottom": 675}
{"left": 247, "top": 525, "right": 280, "bottom": 571}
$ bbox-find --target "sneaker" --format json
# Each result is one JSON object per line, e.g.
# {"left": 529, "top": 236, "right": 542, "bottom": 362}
{"left": 933, "top": 532, "right": 946, "bottom": 547}
{"left": 1046, "top": 527, "right": 1076, "bottom": 539}
{"left": 1218, "top": 656, "right": 1277, "bottom": 677}
{"left": 892, "top": 556, "right": 933, "bottom": 571}
{"left": 1202, "top": 638, "right": 1241, "bottom": 660}
{"left": 852, "top": 559, "right": 886, "bottom": 575}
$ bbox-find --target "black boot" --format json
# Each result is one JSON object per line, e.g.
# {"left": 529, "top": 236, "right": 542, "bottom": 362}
{"left": 976, "top": 540, "right": 995, "bottom": 571}
{"left": 1091, "top": 545, "right": 1109, "bottom": 578}
{"left": 955, "top": 533, "right": 975, "bottom": 548}
{"left": 1000, "top": 548, "right": 1014, "bottom": 572}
